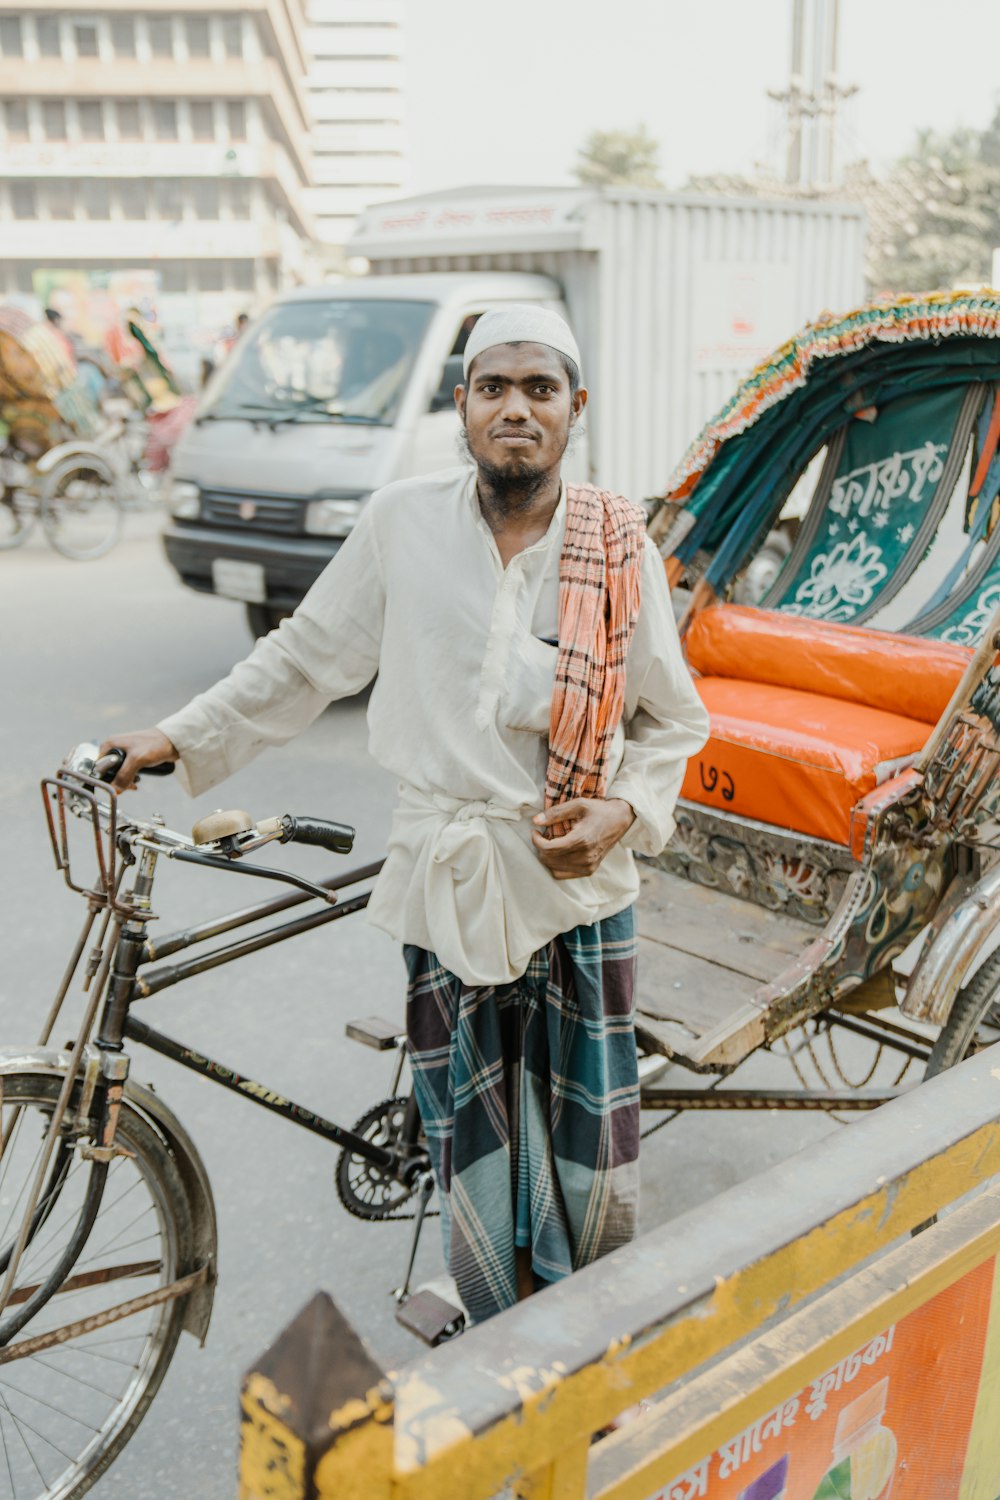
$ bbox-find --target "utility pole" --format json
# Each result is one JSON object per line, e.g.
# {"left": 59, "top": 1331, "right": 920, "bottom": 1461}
{"left": 769, "top": 0, "right": 857, "bottom": 189}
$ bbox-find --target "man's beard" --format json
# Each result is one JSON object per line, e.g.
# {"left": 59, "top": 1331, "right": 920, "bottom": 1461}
{"left": 458, "top": 427, "right": 565, "bottom": 513}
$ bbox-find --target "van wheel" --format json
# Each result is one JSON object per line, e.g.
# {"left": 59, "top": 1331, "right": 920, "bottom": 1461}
{"left": 246, "top": 603, "right": 288, "bottom": 637}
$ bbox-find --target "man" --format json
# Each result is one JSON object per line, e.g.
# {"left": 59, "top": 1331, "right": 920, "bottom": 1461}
{"left": 104, "top": 306, "right": 709, "bottom": 1324}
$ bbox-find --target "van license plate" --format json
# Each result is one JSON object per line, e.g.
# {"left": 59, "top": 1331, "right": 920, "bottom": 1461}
{"left": 212, "top": 559, "right": 266, "bottom": 603}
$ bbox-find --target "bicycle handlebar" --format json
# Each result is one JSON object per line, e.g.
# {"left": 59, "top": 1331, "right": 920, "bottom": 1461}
{"left": 280, "top": 815, "right": 354, "bottom": 855}
{"left": 97, "top": 747, "right": 175, "bottom": 780}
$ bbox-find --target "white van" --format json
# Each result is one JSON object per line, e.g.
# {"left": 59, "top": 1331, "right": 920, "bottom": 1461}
{"left": 163, "top": 271, "right": 573, "bottom": 635}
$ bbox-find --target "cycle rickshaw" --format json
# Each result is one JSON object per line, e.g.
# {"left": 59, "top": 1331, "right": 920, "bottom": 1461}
{"left": 3, "top": 290, "right": 1000, "bottom": 1498}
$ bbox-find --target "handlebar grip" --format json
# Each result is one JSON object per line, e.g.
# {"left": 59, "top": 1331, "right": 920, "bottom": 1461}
{"left": 96, "top": 748, "right": 175, "bottom": 782}
{"left": 280, "top": 815, "right": 355, "bottom": 855}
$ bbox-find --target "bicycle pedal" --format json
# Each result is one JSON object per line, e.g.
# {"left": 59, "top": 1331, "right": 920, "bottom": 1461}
{"left": 346, "top": 1015, "right": 403, "bottom": 1051}
{"left": 395, "top": 1290, "right": 465, "bottom": 1346}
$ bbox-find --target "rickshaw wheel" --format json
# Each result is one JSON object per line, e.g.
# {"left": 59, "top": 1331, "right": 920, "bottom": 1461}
{"left": 0, "top": 491, "right": 34, "bottom": 549}
{"left": 925, "top": 948, "right": 1000, "bottom": 1078}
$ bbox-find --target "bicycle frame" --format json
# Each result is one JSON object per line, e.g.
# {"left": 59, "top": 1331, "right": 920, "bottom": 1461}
{"left": 117, "top": 857, "right": 408, "bottom": 1168}
{"left": 29, "top": 764, "right": 418, "bottom": 1225}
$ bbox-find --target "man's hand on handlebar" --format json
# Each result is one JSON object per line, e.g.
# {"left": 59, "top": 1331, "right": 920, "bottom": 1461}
{"left": 98, "top": 729, "right": 180, "bottom": 792}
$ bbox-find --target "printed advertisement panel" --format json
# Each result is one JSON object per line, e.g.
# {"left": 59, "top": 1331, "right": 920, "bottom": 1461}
{"left": 649, "top": 1256, "right": 998, "bottom": 1500}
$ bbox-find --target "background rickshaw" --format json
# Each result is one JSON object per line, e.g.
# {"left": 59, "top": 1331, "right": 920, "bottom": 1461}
{"left": 0, "top": 305, "right": 164, "bottom": 559}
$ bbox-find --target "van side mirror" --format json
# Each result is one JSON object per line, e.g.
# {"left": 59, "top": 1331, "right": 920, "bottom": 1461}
{"left": 429, "top": 355, "right": 464, "bottom": 414}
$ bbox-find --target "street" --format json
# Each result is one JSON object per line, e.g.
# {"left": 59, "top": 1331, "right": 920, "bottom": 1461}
{"left": 1, "top": 513, "right": 855, "bottom": 1497}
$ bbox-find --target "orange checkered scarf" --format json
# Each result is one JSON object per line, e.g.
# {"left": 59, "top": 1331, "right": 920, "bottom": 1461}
{"left": 545, "top": 484, "right": 646, "bottom": 809}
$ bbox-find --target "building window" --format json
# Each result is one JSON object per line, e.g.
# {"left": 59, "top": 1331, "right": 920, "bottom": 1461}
{"left": 49, "top": 181, "right": 74, "bottom": 220}
{"left": 191, "top": 180, "right": 220, "bottom": 220}
{"left": 11, "top": 182, "right": 36, "bottom": 219}
{"left": 148, "top": 17, "right": 173, "bottom": 58}
{"left": 4, "top": 101, "right": 29, "bottom": 142}
{"left": 0, "top": 16, "right": 23, "bottom": 56}
{"left": 73, "top": 22, "right": 99, "bottom": 57}
{"left": 119, "top": 179, "right": 147, "bottom": 218}
{"left": 81, "top": 179, "right": 111, "bottom": 218}
{"left": 231, "top": 260, "right": 255, "bottom": 292}
{"left": 161, "top": 262, "right": 187, "bottom": 293}
{"left": 194, "top": 260, "right": 224, "bottom": 292}
{"left": 114, "top": 100, "right": 141, "bottom": 140}
{"left": 43, "top": 101, "right": 67, "bottom": 141}
{"left": 36, "top": 15, "right": 61, "bottom": 56}
{"left": 190, "top": 101, "right": 214, "bottom": 142}
{"left": 152, "top": 100, "right": 178, "bottom": 141}
{"left": 111, "top": 17, "right": 135, "bottom": 56}
{"left": 154, "top": 179, "right": 183, "bottom": 220}
{"left": 185, "top": 16, "right": 209, "bottom": 57}
{"left": 226, "top": 101, "right": 246, "bottom": 141}
{"left": 78, "top": 100, "right": 104, "bottom": 142}
{"left": 221, "top": 15, "right": 242, "bottom": 57}
{"left": 227, "top": 180, "right": 251, "bottom": 220}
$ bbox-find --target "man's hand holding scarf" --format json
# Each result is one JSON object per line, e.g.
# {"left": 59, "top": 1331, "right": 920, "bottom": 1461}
{"left": 531, "top": 797, "right": 635, "bottom": 880}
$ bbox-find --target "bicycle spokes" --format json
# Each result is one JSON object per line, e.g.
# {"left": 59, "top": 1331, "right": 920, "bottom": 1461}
{"left": 0, "top": 1075, "right": 189, "bottom": 1500}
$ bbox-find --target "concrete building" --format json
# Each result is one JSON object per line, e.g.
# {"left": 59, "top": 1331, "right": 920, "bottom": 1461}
{"left": 303, "top": 0, "right": 404, "bottom": 251}
{"left": 0, "top": 0, "right": 316, "bottom": 375}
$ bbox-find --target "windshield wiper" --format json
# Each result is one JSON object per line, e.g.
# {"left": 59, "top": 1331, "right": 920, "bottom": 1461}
{"left": 262, "top": 394, "right": 385, "bottom": 426}
{"left": 271, "top": 408, "right": 384, "bottom": 427}
{"left": 195, "top": 403, "right": 284, "bottom": 426}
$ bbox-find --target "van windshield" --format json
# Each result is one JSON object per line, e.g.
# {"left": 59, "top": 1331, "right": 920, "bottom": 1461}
{"left": 200, "top": 298, "right": 434, "bottom": 426}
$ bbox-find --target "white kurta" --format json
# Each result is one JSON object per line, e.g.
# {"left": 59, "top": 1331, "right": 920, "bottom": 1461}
{"left": 159, "top": 466, "right": 710, "bottom": 985}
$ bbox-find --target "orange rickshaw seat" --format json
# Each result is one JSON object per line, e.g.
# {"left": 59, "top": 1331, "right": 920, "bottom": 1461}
{"left": 682, "top": 608, "right": 971, "bottom": 846}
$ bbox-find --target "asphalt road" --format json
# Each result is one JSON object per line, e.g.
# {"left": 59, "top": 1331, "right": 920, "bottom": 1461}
{"left": 0, "top": 511, "right": 876, "bottom": 1498}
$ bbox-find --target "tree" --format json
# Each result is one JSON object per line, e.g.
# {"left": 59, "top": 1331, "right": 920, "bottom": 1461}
{"left": 574, "top": 125, "right": 664, "bottom": 190}
{"left": 861, "top": 119, "right": 1000, "bottom": 292}
{"left": 684, "top": 103, "right": 1000, "bottom": 296}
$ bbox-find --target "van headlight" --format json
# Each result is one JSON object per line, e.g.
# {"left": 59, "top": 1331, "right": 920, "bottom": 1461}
{"left": 305, "top": 496, "right": 365, "bottom": 536}
{"left": 168, "top": 479, "right": 201, "bottom": 519}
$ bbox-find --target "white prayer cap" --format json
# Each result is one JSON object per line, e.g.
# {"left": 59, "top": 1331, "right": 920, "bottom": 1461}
{"left": 462, "top": 304, "right": 582, "bottom": 381}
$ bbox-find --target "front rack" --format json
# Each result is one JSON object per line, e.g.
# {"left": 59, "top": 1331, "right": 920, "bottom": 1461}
{"left": 41, "top": 768, "right": 125, "bottom": 910}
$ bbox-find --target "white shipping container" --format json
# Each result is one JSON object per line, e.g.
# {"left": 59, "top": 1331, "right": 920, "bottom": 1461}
{"left": 352, "top": 187, "right": 867, "bottom": 498}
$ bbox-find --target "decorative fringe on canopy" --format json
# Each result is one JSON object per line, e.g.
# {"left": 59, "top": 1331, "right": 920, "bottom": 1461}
{"left": 665, "top": 289, "right": 1000, "bottom": 502}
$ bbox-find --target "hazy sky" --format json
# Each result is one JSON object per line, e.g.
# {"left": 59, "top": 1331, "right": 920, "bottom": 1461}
{"left": 405, "top": 0, "right": 1000, "bottom": 196}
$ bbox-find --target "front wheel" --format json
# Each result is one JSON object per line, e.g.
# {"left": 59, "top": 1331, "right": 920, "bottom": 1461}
{"left": 925, "top": 948, "right": 1000, "bottom": 1078}
{"left": 0, "top": 1072, "right": 195, "bottom": 1499}
{"left": 41, "top": 459, "right": 122, "bottom": 561}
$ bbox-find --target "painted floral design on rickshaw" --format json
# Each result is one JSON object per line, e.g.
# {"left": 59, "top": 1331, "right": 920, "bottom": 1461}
{"left": 786, "top": 533, "right": 889, "bottom": 622}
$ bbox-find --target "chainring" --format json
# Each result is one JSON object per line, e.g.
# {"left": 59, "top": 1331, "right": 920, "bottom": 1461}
{"left": 335, "top": 1095, "right": 424, "bottom": 1221}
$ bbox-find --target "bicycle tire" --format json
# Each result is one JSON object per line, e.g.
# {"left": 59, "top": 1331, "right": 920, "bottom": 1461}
{"left": 41, "top": 460, "right": 122, "bottom": 562}
{"left": 0, "top": 1071, "right": 194, "bottom": 1500}
{"left": 925, "top": 948, "right": 1000, "bottom": 1077}
{"left": 0, "top": 492, "right": 34, "bottom": 550}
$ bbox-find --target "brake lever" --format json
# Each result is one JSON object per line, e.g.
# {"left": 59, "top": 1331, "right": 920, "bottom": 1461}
{"left": 167, "top": 847, "right": 339, "bottom": 903}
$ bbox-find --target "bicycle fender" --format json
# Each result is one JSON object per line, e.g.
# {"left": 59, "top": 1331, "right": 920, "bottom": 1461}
{"left": 36, "top": 442, "right": 116, "bottom": 483}
{"left": 126, "top": 1078, "right": 218, "bottom": 1344}
{"left": 901, "top": 861, "right": 1000, "bottom": 1026}
{"left": 0, "top": 1047, "right": 218, "bottom": 1344}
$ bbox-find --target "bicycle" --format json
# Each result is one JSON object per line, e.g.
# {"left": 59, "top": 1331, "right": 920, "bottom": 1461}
{"left": 0, "top": 746, "right": 443, "bottom": 1499}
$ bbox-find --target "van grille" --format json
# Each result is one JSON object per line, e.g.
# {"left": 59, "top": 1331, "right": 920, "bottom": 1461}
{"left": 200, "top": 489, "right": 303, "bottom": 535}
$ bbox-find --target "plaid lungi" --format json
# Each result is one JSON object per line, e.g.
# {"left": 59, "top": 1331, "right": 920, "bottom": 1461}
{"left": 405, "top": 904, "right": 639, "bottom": 1325}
